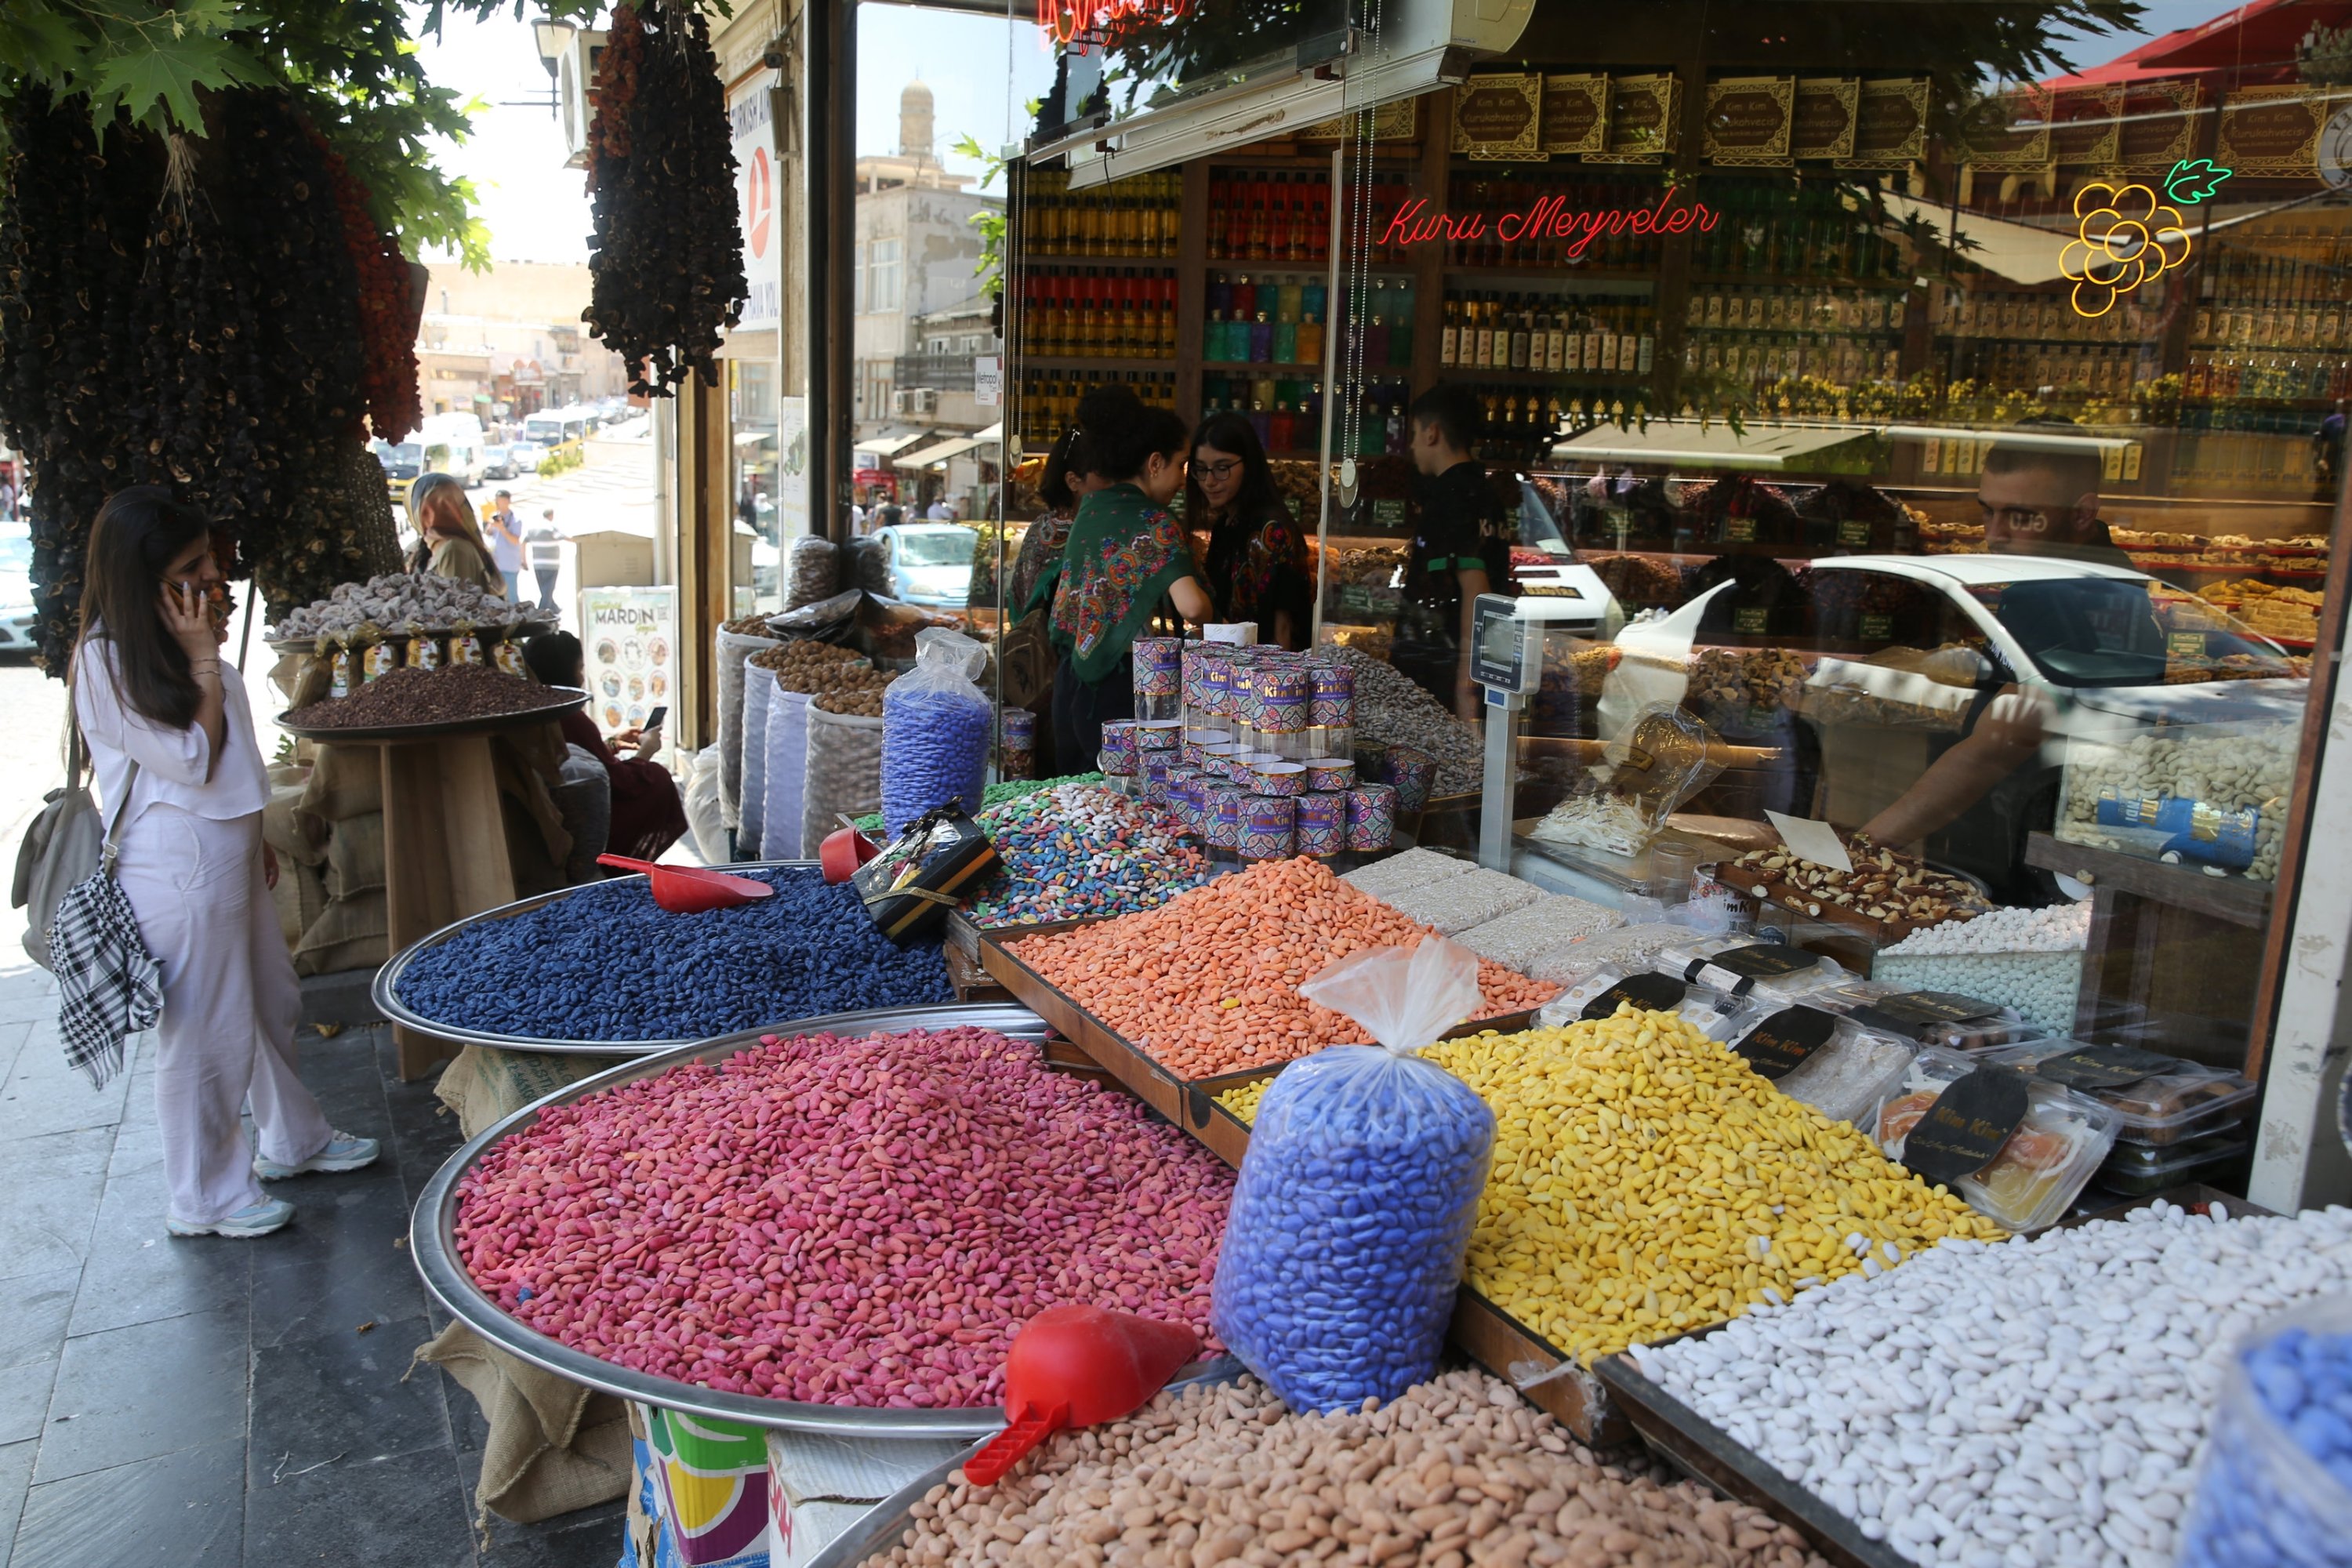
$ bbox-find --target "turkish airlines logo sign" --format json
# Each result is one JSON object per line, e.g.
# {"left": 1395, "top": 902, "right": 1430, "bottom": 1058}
{"left": 731, "top": 85, "right": 781, "bottom": 332}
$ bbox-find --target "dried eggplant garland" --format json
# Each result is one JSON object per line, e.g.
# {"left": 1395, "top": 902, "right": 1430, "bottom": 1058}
{"left": 0, "top": 92, "right": 163, "bottom": 672}
{"left": 585, "top": 0, "right": 746, "bottom": 395}
{"left": 0, "top": 89, "right": 403, "bottom": 663}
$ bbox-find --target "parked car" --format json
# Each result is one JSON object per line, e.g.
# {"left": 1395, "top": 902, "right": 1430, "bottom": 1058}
{"left": 482, "top": 443, "right": 519, "bottom": 481}
{"left": 507, "top": 441, "right": 544, "bottom": 474}
{"left": 871, "top": 522, "right": 978, "bottom": 609}
{"left": 0, "top": 528, "right": 34, "bottom": 656}
{"left": 1600, "top": 553, "right": 2303, "bottom": 902}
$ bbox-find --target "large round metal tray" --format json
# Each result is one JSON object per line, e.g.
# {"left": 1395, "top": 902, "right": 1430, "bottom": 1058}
{"left": 374, "top": 860, "right": 872, "bottom": 1056}
{"left": 802, "top": 1358, "right": 1249, "bottom": 1568}
{"left": 411, "top": 1000, "right": 1133, "bottom": 1437}
{"left": 277, "top": 684, "right": 589, "bottom": 743}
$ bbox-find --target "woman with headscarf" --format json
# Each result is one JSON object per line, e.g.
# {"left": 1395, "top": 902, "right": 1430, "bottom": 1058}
{"left": 1048, "top": 386, "right": 1214, "bottom": 764}
{"left": 405, "top": 473, "right": 505, "bottom": 596}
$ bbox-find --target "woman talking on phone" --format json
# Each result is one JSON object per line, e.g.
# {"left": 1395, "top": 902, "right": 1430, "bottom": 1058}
{"left": 72, "top": 487, "right": 377, "bottom": 1238}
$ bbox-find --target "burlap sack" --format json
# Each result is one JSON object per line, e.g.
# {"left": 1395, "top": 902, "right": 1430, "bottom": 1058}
{"left": 294, "top": 887, "right": 387, "bottom": 976}
{"left": 413, "top": 1323, "right": 632, "bottom": 1524}
{"left": 715, "top": 627, "right": 779, "bottom": 832}
{"left": 802, "top": 705, "right": 884, "bottom": 855}
{"left": 433, "top": 1044, "right": 630, "bottom": 1139}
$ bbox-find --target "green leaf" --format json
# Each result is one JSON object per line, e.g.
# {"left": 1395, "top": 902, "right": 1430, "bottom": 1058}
{"left": 89, "top": 31, "right": 267, "bottom": 132}
{"left": 2165, "top": 158, "right": 2232, "bottom": 205}
{"left": 0, "top": 9, "right": 95, "bottom": 84}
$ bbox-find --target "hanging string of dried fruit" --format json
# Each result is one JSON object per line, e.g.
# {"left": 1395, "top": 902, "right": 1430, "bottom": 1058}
{"left": 304, "top": 124, "right": 423, "bottom": 444}
{"left": 212, "top": 93, "right": 400, "bottom": 615}
{"left": 0, "top": 91, "right": 165, "bottom": 670}
{"left": 584, "top": 0, "right": 746, "bottom": 396}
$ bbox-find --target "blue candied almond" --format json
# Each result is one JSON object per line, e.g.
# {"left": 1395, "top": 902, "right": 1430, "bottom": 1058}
{"left": 392, "top": 867, "right": 954, "bottom": 1040}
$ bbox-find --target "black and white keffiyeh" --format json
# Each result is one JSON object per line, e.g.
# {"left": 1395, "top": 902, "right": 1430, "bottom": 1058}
{"left": 53, "top": 864, "right": 159, "bottom": 1088}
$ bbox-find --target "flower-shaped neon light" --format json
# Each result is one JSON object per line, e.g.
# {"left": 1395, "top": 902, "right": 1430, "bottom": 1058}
{"left": 2060, "top": 182, "right": 2193, "bottom": 318}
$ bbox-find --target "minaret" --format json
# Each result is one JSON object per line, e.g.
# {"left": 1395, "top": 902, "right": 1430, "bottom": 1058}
{"left": 898, "top": 79, "right": 935, "bottom": 162}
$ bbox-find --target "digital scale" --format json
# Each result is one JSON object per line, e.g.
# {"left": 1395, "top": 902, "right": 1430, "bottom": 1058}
{"left": 1470, "top": 568, "right": 1616, "bottom": 868}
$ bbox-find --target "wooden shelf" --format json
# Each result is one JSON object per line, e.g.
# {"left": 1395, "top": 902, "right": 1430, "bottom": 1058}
{"left": 2024, "top": 830, "right": 2272, "bottom": 928}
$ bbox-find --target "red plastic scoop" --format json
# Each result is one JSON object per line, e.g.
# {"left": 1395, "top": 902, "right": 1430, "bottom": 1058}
{"left": 960, "top": 1307, "right": 1201, "bottom": 1487}
{"left": 596, "top": 855, "right": 777, "bottom": 914}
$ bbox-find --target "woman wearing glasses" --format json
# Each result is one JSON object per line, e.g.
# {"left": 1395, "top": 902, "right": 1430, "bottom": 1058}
{"left": 1186, "top": 412, "right": 1311, "bottom": 651}
{"left": 71, "top": 487, "right": 376, "bottom": 1239}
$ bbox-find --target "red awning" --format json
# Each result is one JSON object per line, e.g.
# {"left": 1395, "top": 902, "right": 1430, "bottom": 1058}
{"left": 2045, "top": 0, "right": 2352, "bottom": 88}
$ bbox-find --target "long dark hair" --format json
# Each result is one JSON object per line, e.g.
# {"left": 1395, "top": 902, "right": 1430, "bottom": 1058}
{"left": 1039, "top": 423, "right": 1088, "bottom": 514}
{"left": 76, "top": 485, "right": 212, "bottom": 730}
{"left": 1074, "top": 384, "right": 1185, "bottom": 483}
{"left": 1185, "top": 411, "right": 1283, "bottom": 531}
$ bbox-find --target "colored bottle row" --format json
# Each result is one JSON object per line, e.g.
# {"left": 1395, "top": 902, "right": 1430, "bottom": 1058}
{"left": 1014, "top": 369, "right": 1180, "bottom": 446}
{"left": 1690, "top": 184, "right": 1904, "bottom": 280}
{"left": 1017, "top": 268, "right": 1179, "bottom": 360}
{"left": 1207, "top": 170, "right": 1333, "bottom": 263}
{"left": 1200, "top": 375, "right": 1324, "bottom": 456}
{"left": 1693, "top": 285, "right": 1905, "bottom": 336}
{"left": 1023, "top": 169, "right": 1181, "bottom": 259}
{"left": 1439, "top": 293, "right": 1653, "bottom": 377}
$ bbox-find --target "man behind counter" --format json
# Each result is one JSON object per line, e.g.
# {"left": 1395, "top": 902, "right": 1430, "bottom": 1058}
{"left": 1859, "top": 433, "right": 2127, "bottom": 863}
{"left": 1396, "top": 384, "right": 1513, "bottom": 724}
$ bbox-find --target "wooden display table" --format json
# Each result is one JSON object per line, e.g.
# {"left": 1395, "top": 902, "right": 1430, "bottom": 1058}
{"left": 286, "top": 691, "right": 586, "bottom": 1080}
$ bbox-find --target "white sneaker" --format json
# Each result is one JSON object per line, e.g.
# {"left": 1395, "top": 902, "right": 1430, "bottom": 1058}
{"left": 168, "top": 1199, "right": 295, "bottom": 1238}
{"left": 254, "top": 1131, "right": 382, "bottom": 1181}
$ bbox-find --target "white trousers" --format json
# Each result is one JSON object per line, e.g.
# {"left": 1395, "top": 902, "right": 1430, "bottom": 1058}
{"left": 114, "top": 807, "right": 332, "bottom": 1225}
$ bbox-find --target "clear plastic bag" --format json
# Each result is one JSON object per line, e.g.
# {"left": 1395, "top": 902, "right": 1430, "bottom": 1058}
{"left": 1210, "top": 938, "right": 1496, "bottom": 1413}
{"left": 880, "top": 628, "right": 992, "bottom": 837}
{"left": 2180, "top": 1294, "right": 2352, "bottom": 1568}
{"left": 1530, "top": 703, "right": 1724, "bottom": 856}
{"left": 714, "top": 626, "right": 779, "bottom": 831}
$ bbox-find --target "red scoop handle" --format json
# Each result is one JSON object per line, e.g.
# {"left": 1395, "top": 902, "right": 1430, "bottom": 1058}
{"left": 960, "top": 1402, "right": 1069, "bottom": 1488}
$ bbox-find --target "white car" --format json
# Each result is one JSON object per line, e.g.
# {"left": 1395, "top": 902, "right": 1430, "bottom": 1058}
{"left": 0, "top": 528, "right": 34, "bottom": 655}
{"left": 872, "top": 522, "right": 978, "bottom": 610}
{"left": 1601, "top": 552, "right": 2303, "bottom": 900}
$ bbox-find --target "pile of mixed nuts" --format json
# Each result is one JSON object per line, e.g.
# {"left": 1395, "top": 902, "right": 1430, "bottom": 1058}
{"left": 1728, "top": 840, "right": 1985, "bottom": 927}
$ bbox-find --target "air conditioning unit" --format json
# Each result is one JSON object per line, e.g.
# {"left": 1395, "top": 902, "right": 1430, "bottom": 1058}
{"left": 891, "top": 388, "right": 940, "bottom": 416}
{"left": 549, "top": 28, "right": 608, "bottom": 169}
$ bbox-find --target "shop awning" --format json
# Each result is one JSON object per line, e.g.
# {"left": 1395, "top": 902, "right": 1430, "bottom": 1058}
{"left": 1548, "top": 421, "right": 1880, "bottom": 470}
{"left": 855, "top": 430, "right": 934, "bottom": 459}
{"left": 895, "top": 434, "right": 985, "bottom": 469}
{"left": 1875, "top": 191, "right": 2073, "bottom": 286}
{"left": 1033, "top": 0, "right": 1537, "bottom": 187}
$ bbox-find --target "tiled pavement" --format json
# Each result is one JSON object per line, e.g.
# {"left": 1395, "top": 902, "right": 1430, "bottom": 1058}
{"left": 0, "top": 958, "right": 622, "bottom": 1568}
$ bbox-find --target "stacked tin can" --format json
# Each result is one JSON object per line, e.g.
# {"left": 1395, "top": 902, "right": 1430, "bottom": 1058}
{"left": 1132, "top": 637, "right": 1183, "bottom": 722}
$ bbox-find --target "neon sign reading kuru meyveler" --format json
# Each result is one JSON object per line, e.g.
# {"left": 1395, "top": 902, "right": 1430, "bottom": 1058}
{"left": 1382, "top": 188, "right": 1721, "bottom": 262}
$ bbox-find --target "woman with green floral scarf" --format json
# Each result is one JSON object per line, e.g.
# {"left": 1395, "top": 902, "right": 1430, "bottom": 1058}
{"left": 1049, "top": 386, "right": 1214, "bottom": 764}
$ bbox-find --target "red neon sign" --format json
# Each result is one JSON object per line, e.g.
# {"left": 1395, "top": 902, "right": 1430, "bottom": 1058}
{"left": 1040, "top": 0, "right": 1187, "bottom": 48}
{"left": 1382, "top": 187, "right": 1719, "bottom": 261}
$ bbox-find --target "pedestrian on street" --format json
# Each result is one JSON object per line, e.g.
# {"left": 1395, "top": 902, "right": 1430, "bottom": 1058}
{"left": 527, "top": 508, "right": 564, "bottom": 614}
{"left": 71, "top": 486, "right": 379, "bottom": 1239}
{"left": 405, "top": 474, "right": 505, "bottom": 597}
{"left": 486, "top": 488, "right": 525, "bottom": 601}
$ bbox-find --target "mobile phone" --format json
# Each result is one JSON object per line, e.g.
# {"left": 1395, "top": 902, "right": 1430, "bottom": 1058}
{"left": 644, "top": 705, "right": 668, "bottom": 731}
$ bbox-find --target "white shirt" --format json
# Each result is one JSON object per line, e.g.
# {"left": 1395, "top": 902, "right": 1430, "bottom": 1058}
{"left": 74, "top": 636, "right": 272, "bottom": 831}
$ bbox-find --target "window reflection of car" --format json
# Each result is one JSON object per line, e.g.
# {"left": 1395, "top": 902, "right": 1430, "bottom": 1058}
{"left": 873, "top": 522, "right": 978, "bottom": 609}
{"left": 1602, "top": 554, "right": 2304, "bottom": 902}
{"left": 0, "top": 529, "right": 34, "bottom": 655}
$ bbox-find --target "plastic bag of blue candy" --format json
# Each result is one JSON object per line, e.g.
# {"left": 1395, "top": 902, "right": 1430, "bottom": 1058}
{"left": 2178, "top": 1295, "right": 2352, "bottom": 1568}
{"left": 1210, "top": 937, "right": 1494, "bottom": 1414}
{"left": 880, "top": 628, "right": 993, "bottom": 837}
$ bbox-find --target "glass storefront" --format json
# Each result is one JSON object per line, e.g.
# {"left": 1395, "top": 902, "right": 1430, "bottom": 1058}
{"left": 990, "top": 0, "right": 2351, "bottom": 1153}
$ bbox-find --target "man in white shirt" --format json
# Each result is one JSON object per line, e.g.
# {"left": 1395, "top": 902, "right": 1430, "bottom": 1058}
{"left": 486, "top": 489, "right": 525, "bottom": 601}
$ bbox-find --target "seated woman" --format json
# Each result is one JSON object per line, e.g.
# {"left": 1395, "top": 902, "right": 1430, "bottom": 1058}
{"left": 521, "top": 632, "right": 688, "bottom": 862}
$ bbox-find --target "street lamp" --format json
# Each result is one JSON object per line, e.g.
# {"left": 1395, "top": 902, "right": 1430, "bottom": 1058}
{"left": 532, "top": 18, "right": 578, "bottom": 78}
